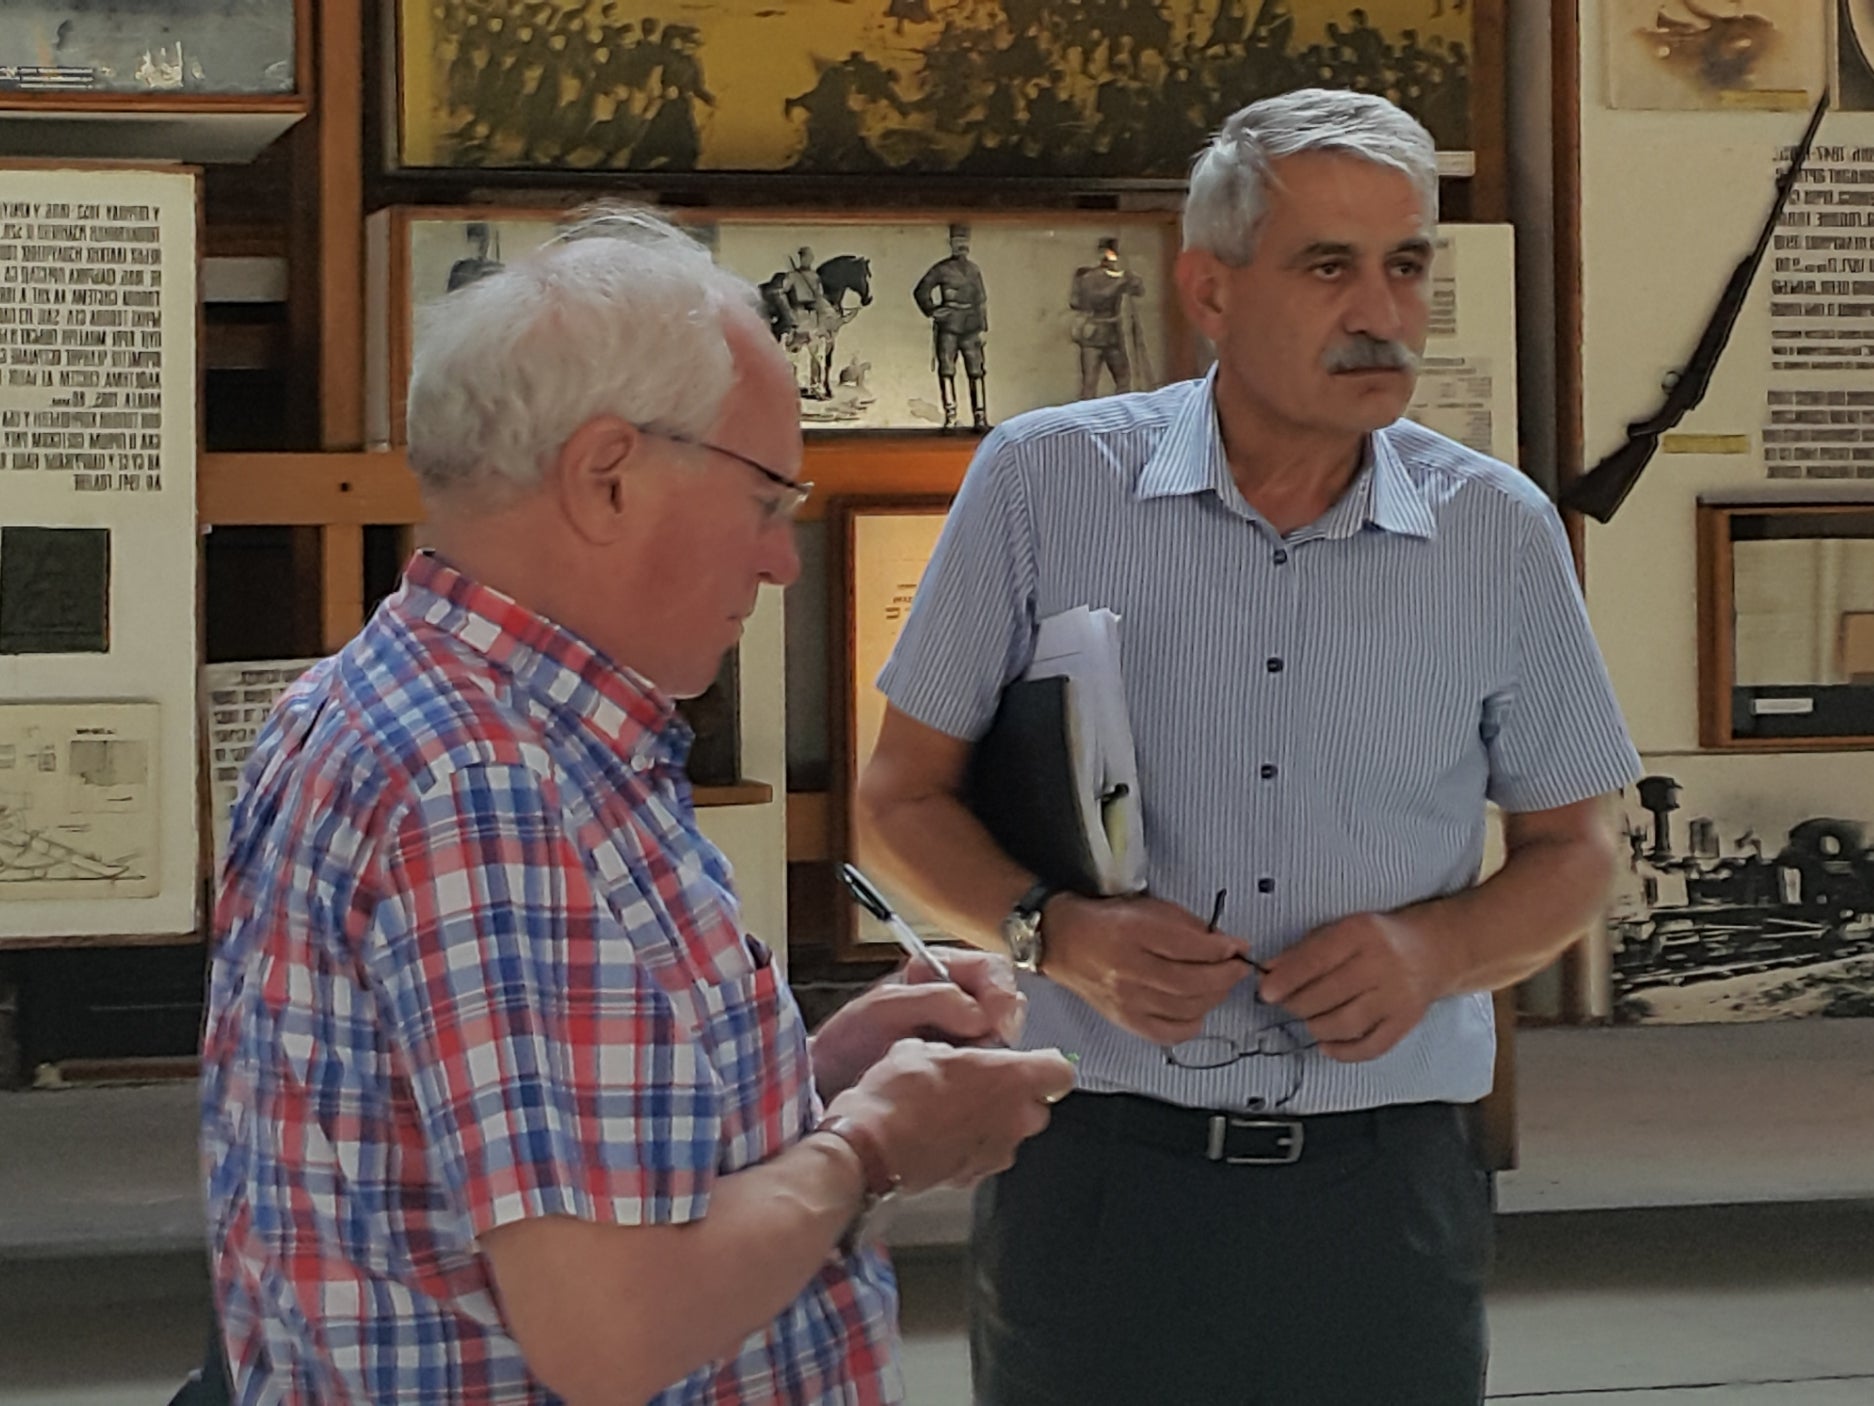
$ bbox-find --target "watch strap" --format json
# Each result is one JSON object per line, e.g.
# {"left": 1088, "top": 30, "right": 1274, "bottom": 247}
{"left": 814, "top": 1114, "right": 900, "bottom": 1201}
{"left": 1012, "top": 879, "right": 1057, "bottom": 920}
{"left": 815, "top": 1114, "right": 901, "bottom": 1254}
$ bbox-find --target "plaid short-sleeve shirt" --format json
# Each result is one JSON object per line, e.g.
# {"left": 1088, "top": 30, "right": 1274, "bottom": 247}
{"left": 201, "top": 553, "right": 900, "bottom": 1404}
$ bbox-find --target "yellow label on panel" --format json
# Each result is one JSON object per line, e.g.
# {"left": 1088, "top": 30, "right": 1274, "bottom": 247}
{"left": 1660, "top": 434, "right": 1752, "bottom": 455}
{"left": 1718, "top": 89, "right": 1812, "bottom": 111}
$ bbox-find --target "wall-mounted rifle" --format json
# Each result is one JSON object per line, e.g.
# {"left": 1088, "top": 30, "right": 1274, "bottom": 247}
{"left": 1563, "top": 90, "right": 1830, "bottom": 524}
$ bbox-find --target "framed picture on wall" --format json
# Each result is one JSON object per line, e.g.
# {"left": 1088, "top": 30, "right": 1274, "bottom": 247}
{"left": 1603, "top": 0, "right": 1825, "bottom": 110}
{"left": 828, "top": 495, "right": 952, "bottom": 961}
{"left": 0, "top": 0, "right": 304, "bottom": 96}
{"left": 387, "top": 0, "right": 1492, "bottom": 181}
{"left": 366, "top": 204, "right": 1191, "bottom": 445}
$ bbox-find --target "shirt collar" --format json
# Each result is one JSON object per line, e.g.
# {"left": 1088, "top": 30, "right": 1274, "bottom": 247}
{"left": 1134, "top": 370, "right": 1437, "bottom": 542}
{"left": 393, "top": 551, "right": 690, "bottom": 771}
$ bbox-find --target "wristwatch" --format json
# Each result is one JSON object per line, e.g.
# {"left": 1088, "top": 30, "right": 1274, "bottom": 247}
{"left": 1002, "top": 880, "right": 1058, "bottom": 975}
{"left": 814, "top": 1114, "right": 901, "bottom": 1255}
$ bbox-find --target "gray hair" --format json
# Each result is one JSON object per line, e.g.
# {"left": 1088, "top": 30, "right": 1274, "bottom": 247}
{"left": 1183, "top": 89, "right": 1438, "bottom": 266}
{"left": 406, "top": 203, "right": 759, "bottom": 504}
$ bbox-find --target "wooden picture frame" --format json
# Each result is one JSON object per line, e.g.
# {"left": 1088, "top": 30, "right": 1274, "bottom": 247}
{"left": 1698, "top": 493, "right": 1874, "bottom": 750}
{"left": 0, "top": 0, "right": 307, "bottom": 98}
{"left": 828, "top": 494, "right": 952, "bottom": 961}
{"left": 0, "top": 0, "right": 310, "bottom": 163}
{"left": 366, "top": 203, "right": 1192, "bottom": 447}
{"left": 1603, "top": 0, "right": 1826, "bottom": 112}
{"left": 388, "top": 0, "right": 1499, "bottom": 187}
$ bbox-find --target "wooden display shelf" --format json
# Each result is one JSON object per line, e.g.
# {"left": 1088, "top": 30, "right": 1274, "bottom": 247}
{"left": 33, "top": 1056, "right": 202, "bottom": 1088}
{"left": 0, "top": 99, "right": 308, "bottom": 165}
{"left": 799, "top": 439, "right": 971, "bottom": 518}
{"left": 695, "top": 781, "right": 775, "bottom": 808}
{"left": 199, "top": 442, "right": 970, "bottom": 528}
{"left": 199, "top": 450, "right": 421, "bottom": 526}
{"left": 0, "top": 930, "right": 202, "bottom": 952}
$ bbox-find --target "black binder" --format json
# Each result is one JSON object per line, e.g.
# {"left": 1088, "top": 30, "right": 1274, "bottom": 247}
{"left": 963, "top": 675, "right": 1105, "bottom": 896}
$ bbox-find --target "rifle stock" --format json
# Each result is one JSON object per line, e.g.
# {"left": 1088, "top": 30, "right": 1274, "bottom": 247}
{"left": 1565, "top": 433, "right": 1663, "bottom": 524}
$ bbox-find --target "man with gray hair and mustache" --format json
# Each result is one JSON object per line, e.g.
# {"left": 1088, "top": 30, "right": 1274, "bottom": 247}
{"left": 198, "top": 205, "right": 1076, "bottom": 1404}
{"left": 860, "top": 89, "right": 1639, "bottom": 1403}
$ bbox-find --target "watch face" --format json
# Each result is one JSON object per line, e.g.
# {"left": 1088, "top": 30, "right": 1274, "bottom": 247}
{"left": 1005, "top": 912, "right": 1042, "bottom": 968}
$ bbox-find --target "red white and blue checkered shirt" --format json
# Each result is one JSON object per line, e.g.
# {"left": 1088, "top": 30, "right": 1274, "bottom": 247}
{"left": 202, "top": 552, "right": 901, "bottom": 1404}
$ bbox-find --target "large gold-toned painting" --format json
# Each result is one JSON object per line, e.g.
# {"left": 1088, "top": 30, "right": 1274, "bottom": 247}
{"left": 395, "top": 0, "right": 1477, "bottom": 177}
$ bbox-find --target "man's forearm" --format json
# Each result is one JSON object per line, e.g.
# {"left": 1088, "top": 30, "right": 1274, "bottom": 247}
{"left": 860, "top": 786, "right": 1031, "bottom": 951}
{"left": 492, "top": 1137, "right": 866, "bottom": 1405}
{"left": 1407, "top": 825, "right": 1618, "bottom": 999}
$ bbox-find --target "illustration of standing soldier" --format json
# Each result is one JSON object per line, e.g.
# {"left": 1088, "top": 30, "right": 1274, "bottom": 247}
{"left": 912, "top": 222, "right": 990, "bottom": 432}
{"left": 1069, "top": 234, "right": 1151, "bottom": 399}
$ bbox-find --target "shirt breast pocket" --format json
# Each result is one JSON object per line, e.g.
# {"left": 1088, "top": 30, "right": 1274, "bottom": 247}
{"left": 689, "top": 938, "right": 805, "bottom": 1172}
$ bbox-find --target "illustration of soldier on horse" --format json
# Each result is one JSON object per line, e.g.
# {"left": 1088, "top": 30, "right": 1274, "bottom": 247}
{"left": 758, "top": 245, "right": 874, "bottom": 407}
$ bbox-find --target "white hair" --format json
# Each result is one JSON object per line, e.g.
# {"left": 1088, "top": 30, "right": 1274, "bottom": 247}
{"left": 1183, "top": 89, "right": 1439, "bottom": 267}
{"left": 406, "top": 203, "right": 760, "bottom": 504}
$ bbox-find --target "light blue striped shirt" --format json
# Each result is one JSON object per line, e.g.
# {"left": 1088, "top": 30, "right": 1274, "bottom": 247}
{"left": 877, "top": 372, "right": 1641, "bottom": 1114}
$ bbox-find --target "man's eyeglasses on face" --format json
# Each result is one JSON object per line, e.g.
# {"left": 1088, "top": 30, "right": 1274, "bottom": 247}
{"left": 654, "top": 431, "right": 813, "bottom": 525}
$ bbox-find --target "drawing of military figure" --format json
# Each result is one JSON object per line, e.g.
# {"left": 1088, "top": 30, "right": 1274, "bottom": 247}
{"left": 912, "top": 222, "right": 989, "bottom": 432}
{"left": 445, "top": 222, "right": 504, "bottom": 292}
{"left": 760, "top": 246, "right": 836, "bottom": 399}
{"left": 1069, "top": 235, "right": 1151, "bottom": 399}
{"left": 763, "top": 246, "right": 831, "bottom": 347}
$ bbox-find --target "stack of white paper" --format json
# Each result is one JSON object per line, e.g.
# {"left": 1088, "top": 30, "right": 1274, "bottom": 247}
{"left": 1023, "top": 606, "right": 1147, "bottom": 894}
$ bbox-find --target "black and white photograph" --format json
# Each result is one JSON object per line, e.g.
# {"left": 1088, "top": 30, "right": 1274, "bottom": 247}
{"left": 393, "top": 0, "right": 1478, "bottom": 175}
{"left": 0, "top": 0, "right": 297, "bottom": 95}
{"left": 1608, "top": 754, "right": 1874, "bottom": 1023}
{"left": 374, "top": 206, "right": 1184, "bottom": 442}
{"left": 1838, "top": 0, "right": 1874, "bottom": 109}
{"left": 1069, "top": 236, "right": 1155, "bottom": 401}
{"left": 0, "top": 527, "right": 111, "bottom": 657}
{"left": 1603, "top": 0, "right": 1825, "bottom": 110}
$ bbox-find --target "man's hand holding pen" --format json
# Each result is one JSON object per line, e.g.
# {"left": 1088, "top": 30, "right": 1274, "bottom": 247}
{"left": 814, "top": 866, "right": 1075, "bottom": 1198}
{"left": 810, "top": 947, "right": 1034, "bottom": 1100}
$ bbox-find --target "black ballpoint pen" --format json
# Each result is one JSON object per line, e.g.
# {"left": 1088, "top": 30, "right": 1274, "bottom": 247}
{"left": 839, "top": 862, "right": 957, "bottom": 984}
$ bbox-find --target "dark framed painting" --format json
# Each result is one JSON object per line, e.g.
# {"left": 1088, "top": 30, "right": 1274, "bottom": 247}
{"left": 828, "top": 494, "right": 952, "bottom": 961}
{"left": 367, "top": 203, "right": 1190, "bottom": 443}
{"left": 390, "top": 0, "right": 1486, "bottom": 180}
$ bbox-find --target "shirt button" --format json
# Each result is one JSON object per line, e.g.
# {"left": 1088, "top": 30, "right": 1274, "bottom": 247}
{"left": 1266, "top": 657, "right": 1284, "bottom": 673}
{"left": 1259, "top": 763, "right": 1277, "bottom": 780}
{"left": 1257, "top": 878, "right": 1275, "bottom": 894}
{"left": 1272, "top": 549, "right": 1289, "bottom": 566}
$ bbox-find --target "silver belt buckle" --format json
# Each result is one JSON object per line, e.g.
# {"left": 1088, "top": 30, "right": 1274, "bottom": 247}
{"left": 1207, "top": 1114, "right": 1305, "bottom": 1165}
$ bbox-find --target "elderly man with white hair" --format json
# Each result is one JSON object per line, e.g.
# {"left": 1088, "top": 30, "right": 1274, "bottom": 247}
{"left": 199, "top": 206, "right": 1074, "bottom": 1405}
{"left": 860, "top": 89, "right": 1641, "bottom": 1403}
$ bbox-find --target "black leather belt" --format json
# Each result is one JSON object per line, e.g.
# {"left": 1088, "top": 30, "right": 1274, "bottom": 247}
{"left": 1054, "top": 1091, "right": 1444, "bottom": 1166}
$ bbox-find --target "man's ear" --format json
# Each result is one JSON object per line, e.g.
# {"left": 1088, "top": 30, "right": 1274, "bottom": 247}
{"left": 551, "top": 415, "right": 642, "bottom": 546}
{"left": 1174, "top": 247, "right": 1232, "bottom": 344}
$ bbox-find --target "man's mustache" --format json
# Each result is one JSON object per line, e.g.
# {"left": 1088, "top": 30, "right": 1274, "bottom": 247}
{"left": 1322, "top": 336, "right": 1420, "bottom": 374}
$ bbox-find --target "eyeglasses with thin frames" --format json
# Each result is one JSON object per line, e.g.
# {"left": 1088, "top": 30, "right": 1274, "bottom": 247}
{"left": 1162, "top": 888, "right": 1318, "bottom": 1111}
{"left": 653, "top": 431, "right": 814, "bottom": 525}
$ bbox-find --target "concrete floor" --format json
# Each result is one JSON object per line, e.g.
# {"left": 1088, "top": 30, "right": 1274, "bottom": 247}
{"left": 2, "top": 1022, "right": 1871, "bottom": 1402}
{"left": 3, "top": 1203, "right": 1872, "bottom": 1404}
